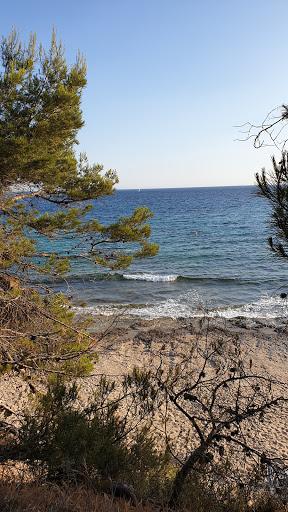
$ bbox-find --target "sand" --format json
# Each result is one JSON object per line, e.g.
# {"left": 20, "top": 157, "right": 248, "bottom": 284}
{"left": 1, "top": 315, "right": 288, "bottom": 467}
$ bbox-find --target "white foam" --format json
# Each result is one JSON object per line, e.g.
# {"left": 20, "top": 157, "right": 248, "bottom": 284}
{"left": 122, "top": 273, "right": 178, "bottom": 282}
{"left": 213, "top": 294, "right": 288, "bottom": 319}
{"left": 74, "top": 292, "right": 288, "bottom": 321}
{"left": 74, "top": 291, "right": 206, "bottom": 319}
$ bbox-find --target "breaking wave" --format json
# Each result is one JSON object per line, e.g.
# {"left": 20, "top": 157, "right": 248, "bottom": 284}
{"left": 74, "top": 292, "right": 288, "bottom": 321}
{"left": 122, "top": 273, "right": 178, "bottom": 282}
{"left": 213, "top": 295, "right": 288, "bottom": 320}
{"left": 42, "top": 272, "right": 261, "bottom": 285}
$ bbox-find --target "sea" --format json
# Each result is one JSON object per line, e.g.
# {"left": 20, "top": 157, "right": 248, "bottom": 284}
{"left": 39, "top": 186, "right": 288, "bottom": 320}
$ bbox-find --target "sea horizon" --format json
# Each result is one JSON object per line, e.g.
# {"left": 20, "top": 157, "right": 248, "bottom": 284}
{"left": 39, "top": 185, "right": 288, "bottom": 321}
{"left": 116, "top": 184, "right": 255, "bottom": 191}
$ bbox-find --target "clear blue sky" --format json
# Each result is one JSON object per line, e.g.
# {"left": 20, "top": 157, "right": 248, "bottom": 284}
{"left": 2, "top": 1, "right": 288, "bottom": 188}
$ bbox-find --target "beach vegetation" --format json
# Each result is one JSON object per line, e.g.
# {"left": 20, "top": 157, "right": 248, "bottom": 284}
{"left": 243, "top": 104, "right": 288, "bottom": 261}
{"left": 124, "top": 331, "right": 288, "bottom": 507}
{"left": 256, "top": 153, "right": 288, "bottom": 259}
{"left": 0, "top": 29, "right": 158, "bottom": 376}
{"left": 0, "top": 378, "right": 170, "bottom": 502}
{"left": 1, "top": 371, "right": 287, "bottom": 511}
{"left": 1, "top": 480, "right": 287, "bottom": 512}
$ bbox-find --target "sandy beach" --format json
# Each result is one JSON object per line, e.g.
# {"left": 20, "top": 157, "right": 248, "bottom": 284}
{"left": 2, "top": 314, "right": 287, "bottom": 468}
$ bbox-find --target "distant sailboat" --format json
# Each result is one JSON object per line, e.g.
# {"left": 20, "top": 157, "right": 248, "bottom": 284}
{"left": 138, "top": 188, "right": 141, "bottom": 192}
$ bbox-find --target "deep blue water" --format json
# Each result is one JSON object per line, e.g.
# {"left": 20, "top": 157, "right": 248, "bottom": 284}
{"left": 37, "top": 186, "right": 288, "bottom": 319}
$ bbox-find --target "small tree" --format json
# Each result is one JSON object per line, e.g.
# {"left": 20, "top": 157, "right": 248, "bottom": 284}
{"left": 0, "top": 378, "right": 168, "bottom": 503}
{"left": 0, "top": 30, "right": 158, "bottom": 376}
{"left": 125, "top": 329, "right": 287, "bottom": 507}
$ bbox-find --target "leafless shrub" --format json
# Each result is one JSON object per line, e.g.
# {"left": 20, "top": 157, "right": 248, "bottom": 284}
{"left": 125, "top": 330, "right": 288, "bottom": 507}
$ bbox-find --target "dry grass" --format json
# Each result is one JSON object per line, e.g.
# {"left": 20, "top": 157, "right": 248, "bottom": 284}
{"left": 0, "top": 481, "right": 288, "bottom": 512}
{"left": 0, "top": 482, "right": 160, "bottom": 512}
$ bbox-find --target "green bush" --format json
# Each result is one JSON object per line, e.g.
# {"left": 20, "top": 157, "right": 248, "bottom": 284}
{"left": 6, "top": 379, "right": 287, "bottom": 510}
{"left": 16, "top": 379, "right": 168, "bottom": 499}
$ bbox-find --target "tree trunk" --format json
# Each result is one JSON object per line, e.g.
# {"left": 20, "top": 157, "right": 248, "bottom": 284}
{"left": 169, "top": 444, "right": 207, "bottom": 508}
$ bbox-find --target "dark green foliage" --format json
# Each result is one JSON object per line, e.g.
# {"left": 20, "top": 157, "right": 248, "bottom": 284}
{"left": 256, "top": 152, "right": 288, "bottom": 259}
{"left": 0, "top": 29, "right": 158, "bottom": 375}
{"left": 0, "top": 30, "right": 158, "bottom": 274}
{"left": 0, "top": 30, "right": 85, "bottom": 190}
{"left": 250, "top": 104, "right": 288, "bottom": 260}
{"left": 18, "top": 380, "right": 128, "bottom": 481}
{"left": 14, "top": 379, "right": 168, "bottom": 501}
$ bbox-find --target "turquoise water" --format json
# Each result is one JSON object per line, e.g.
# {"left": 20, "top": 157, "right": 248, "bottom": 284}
{"left": 38, "top": 186, "right": 288, "bottom": 319}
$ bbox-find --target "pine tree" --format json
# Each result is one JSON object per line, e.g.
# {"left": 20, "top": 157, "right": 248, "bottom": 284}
{"left": 0, "top": 30, "right": 158, "bottom": 376}
{"left": 256, "top": 153, "right": 288, "bottom": 259}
